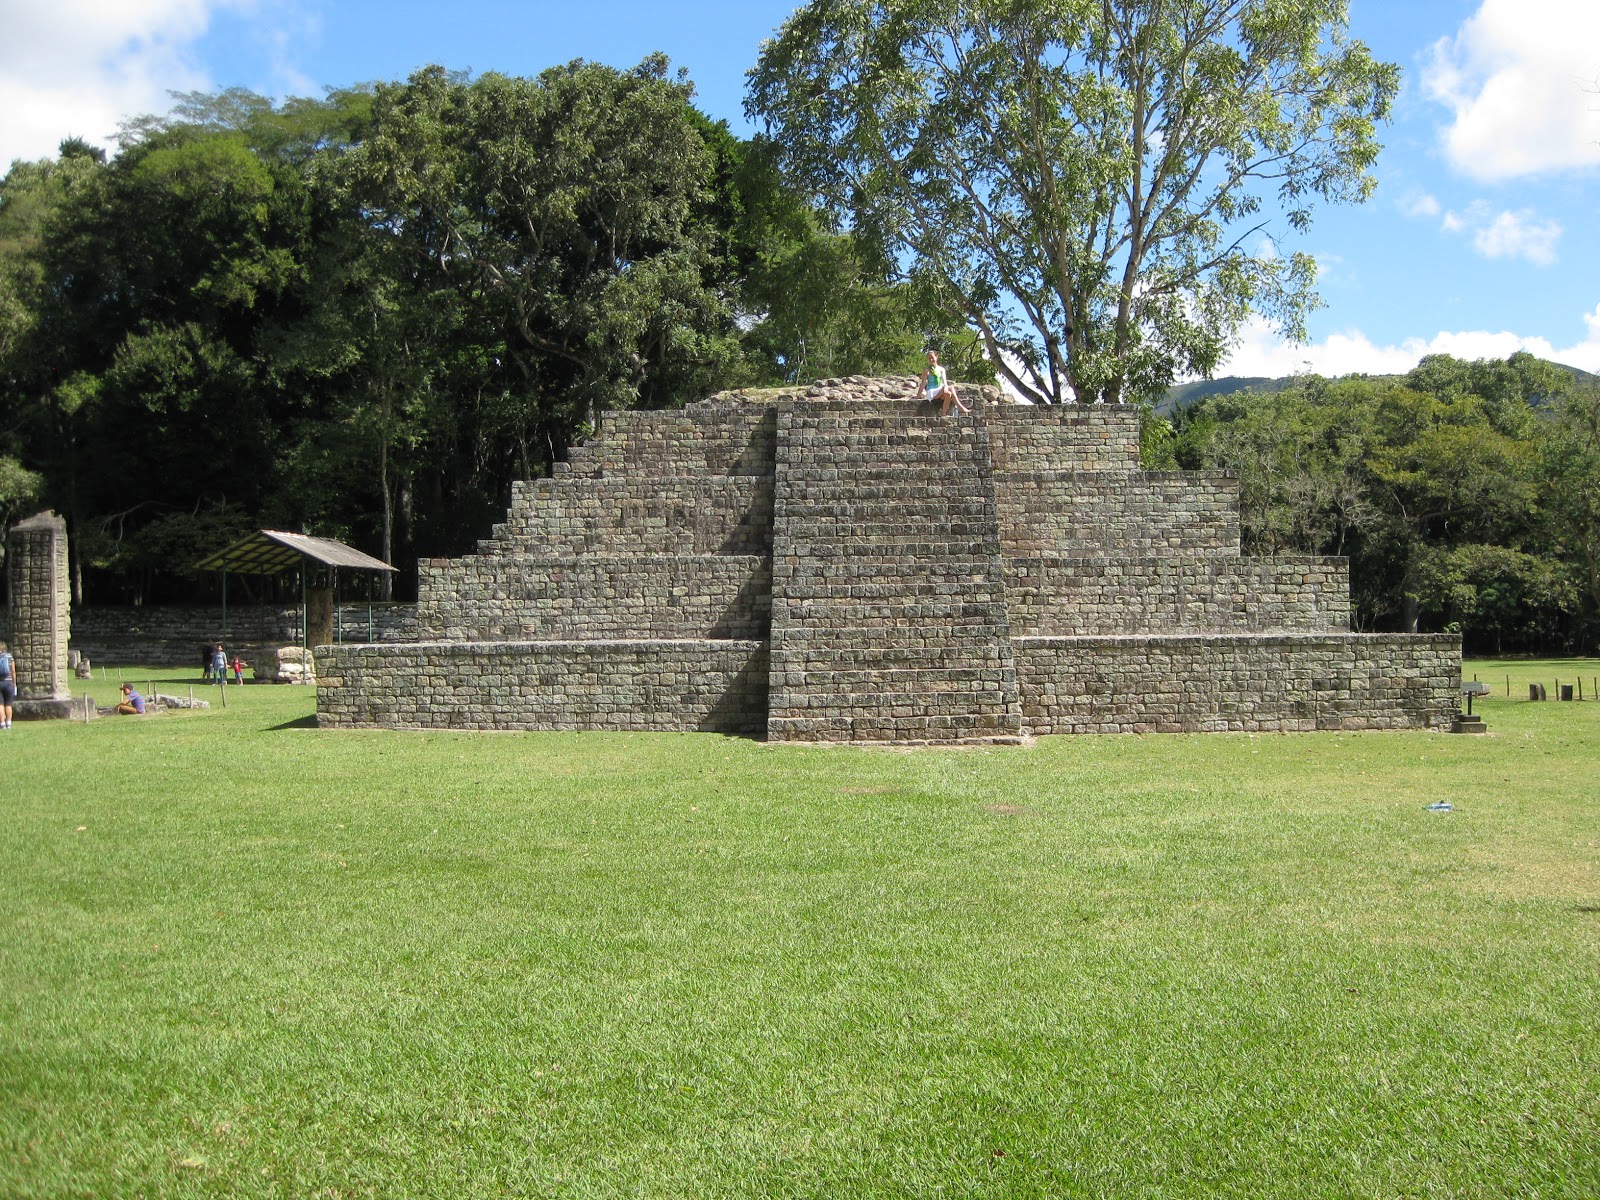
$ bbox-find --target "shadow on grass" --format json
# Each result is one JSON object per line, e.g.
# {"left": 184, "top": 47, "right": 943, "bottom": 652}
{"left": 268, "top": 715, "right": 319, "bottom": 731}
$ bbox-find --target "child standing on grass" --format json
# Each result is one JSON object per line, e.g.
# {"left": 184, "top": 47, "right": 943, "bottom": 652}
{"left": 232, "top": 655, "right": 246, "bottom": 686}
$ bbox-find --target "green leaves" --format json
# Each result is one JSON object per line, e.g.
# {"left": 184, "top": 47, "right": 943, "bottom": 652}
{"left": 749, "top": 0, "right": 1399, "bottom": 403}
{"left": 1173, "top": 355, "right": 1600, "bottom": 650}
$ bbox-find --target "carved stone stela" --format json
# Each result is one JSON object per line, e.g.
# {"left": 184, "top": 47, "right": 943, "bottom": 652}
{"left": 316, "top": 377, "right": 1461, "bottom": 742}
{"left": 7, "top": 510, "right": 74, "bottom": 720}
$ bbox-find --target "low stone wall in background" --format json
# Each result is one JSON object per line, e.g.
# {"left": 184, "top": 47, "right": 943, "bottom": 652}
{"left": 0, "top": 603, "right": 419, "bottom": 667}
{"left": 314, "top": 640, "right": 769, "bottom": 735}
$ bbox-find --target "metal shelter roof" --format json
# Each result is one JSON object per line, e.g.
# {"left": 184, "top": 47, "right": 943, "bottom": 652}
{"left": 194, "top": 530, "right": 397, "bottom": 577}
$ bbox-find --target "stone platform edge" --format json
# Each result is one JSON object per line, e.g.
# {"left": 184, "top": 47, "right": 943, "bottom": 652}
{"left": 315, "top": 632, "right": 1460, "bottom": 740}
{"left": 1013, "top": 631, "right": 1462, "bottom": 734}
{"left": 314, "top": 639, "right": 769, "bottom": 735}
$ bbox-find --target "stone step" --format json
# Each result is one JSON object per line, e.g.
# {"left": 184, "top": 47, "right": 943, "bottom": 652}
{"left": 771, "top": 604, "right": 998, "bottom": 624}
{"left": 778, "top": 487, "right": 992, "bottom": 506}
{"left": 776, "top": 582, "right": 1004, "bottom": 603}
{"left": 777, "top": 584, "right": 1004, "bottom": 604}
{"left": 774, "top": 435, "right": 972, "bottom": 454}
{"left": 780, "top": 438, "right": 979, "bottom": 454}
{"left": 775, "top": 538, "right": 1000, "bottom": 557}
{"left": 780, "top": 473, "right": 992, "bottom": 492}
{"left": 776, "top": 606, "right": 1007, "bottom": 628}
{"left": 777, "top": 523, "right": 996, "bottom": 543}
{"left": 780, "top": 458, "right": 986, "bottom": 479}
{"left": 767, "top": 712, "right": 1025, "bottom": 744}
{"left": 772, "top": 643, "right": 1016, "bottom": 668}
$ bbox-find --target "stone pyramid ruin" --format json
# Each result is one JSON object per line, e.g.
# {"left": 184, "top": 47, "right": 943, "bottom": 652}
{"left": 316, "top": 377, "right": 1461, "bottom": 742}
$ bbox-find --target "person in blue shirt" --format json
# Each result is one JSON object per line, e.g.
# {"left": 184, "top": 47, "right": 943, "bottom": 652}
{"left": 116, "top": 684, "right": 145, "bottom": 715}
{"left": 0, "top": 640, "right": 15, "bottom": 729}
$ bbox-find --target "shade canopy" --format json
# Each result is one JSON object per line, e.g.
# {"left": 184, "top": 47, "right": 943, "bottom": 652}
{"left": 194, "top": 530, "right": 396, "bottom": 577}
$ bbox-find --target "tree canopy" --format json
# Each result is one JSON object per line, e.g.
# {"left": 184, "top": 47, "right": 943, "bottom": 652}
{"left": 0, "top": 62, "right": 968, "bottom": 604}
{"left": 748, "top": 0, "right": 1399, "bottom": 404}
{"left": 1162, "top": 353, "right": 1599, "bottom": 652}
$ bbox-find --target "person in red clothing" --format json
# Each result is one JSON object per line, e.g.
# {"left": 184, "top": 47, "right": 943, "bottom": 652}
{"left": 231, "top": 655, "right": 247, "bottom": 685}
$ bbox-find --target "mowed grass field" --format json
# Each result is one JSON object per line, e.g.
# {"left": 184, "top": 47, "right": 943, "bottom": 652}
{"left": 2, "top": 660, "right": 1597, "bottom": 1199}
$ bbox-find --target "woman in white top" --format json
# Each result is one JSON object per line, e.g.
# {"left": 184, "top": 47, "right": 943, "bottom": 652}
{"left": 920, "top": 350, "right": 969, "bottom": 416}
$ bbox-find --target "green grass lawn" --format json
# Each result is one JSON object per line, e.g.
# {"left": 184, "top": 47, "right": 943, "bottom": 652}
{"left": 3, "top": 661, "right": 1597, "bottom": 1198}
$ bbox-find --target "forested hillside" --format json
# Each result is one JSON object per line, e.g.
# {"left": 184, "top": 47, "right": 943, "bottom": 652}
{"left": 1147, "top": 352, "right": 1600, "bottom": 653}
{"left": 0, "top": 62, "right": 977, "bottom": 605}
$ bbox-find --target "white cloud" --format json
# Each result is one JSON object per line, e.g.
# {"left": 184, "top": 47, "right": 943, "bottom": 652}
{"left": 1470, "top": 209, "right": 1562, "bottom": 265}
{"left": 1424, "top": 0, "right": 1600, "bottom": 180}
{"left": 0, "top": 0, "right": 223, "bottom": 169}
{"left": 1399, "top": 189, "right": 1441, "bottom": 219}
{"left": 1436, "top": 200, "right": 1562, "bottom": 266}
{"left": 0, "top": 0, "right": 316, "bottom": 170}
{"left": 1219, "top": 304, "right": 1600, "bottom": 378}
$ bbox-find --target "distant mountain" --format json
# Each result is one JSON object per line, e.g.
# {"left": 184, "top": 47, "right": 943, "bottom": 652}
{"left": 1157, "top": 376, "right": 1290, "bottom": 414}
{"left": 1552, "top": 361, "right": 1600, "bottom": 387}
{"left": 1158, "top": 359, "right": 1599, "bottom": 415}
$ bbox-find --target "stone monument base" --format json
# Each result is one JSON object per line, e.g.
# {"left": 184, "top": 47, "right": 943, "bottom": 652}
{"left": 14, "top": 697, "right": 83, "bottom": 721}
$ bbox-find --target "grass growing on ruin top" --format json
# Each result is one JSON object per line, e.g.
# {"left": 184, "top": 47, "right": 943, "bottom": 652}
{"left": 4, "top": 661, "right": 1598, "bottom": 1198}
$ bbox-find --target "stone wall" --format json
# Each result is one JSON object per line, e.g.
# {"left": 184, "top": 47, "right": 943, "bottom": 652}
{"left": 992, "top": 470, "right": 1242, "bottom": 556}
{"left": 486, "top": 476, "right": 774, "bottom": 557}
{"left": 1004, "top": 556, "right": 1350, "bottom": 635}
{"left": 564, "top": 404, "right": 777, "bottom": 478}
{"left": 316, "top": 376, "right": 1461, "bottom": 741}
{"left": 1013, "top": 633, "right": 1461, "bottom": 734}
{"left": 315, "top": 640, "right": 768, "bottom": 734}
{"left": 43, "top": 603, "right": 418, "bottom": 666}
{"left": 417, "top": 555, "right": 770, "bottom": 641}
{"left": 985, "top": 405, "right": 1143, "bottom": 471}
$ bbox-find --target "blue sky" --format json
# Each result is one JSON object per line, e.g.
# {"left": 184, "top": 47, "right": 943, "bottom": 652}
{"left": 3, "top": 0, "right": 1597, "bottom": 377}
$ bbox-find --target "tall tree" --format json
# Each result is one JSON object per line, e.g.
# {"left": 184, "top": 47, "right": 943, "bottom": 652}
{"left": 336, "top": 59, "right": 744, "bottom": 454}
{"left": 1539, "top": 383, "right": 1600, "bottom": 639}
{"left": 748, "top": 0, "right": 1399, "bottom": 404}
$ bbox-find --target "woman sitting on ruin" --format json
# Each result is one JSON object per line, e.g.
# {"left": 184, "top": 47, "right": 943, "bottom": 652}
{"left": 920, "top": 350, "right": 969, "bottom": 416}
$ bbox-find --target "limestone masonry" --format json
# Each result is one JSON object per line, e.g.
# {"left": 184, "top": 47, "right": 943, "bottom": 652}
{"left": 7, "top": 511, "right": 73, "bottom": 719}
{"left": 316, "top": 377, "right": 1461, "bottom": 742}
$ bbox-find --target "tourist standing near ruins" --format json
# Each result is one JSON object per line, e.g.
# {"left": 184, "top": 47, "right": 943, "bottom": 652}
{"left": 920, "top": 350, "right": 969, "bottom": 416}
{"left": 0, "top": 640, "right": 15, "bottom": 729}
{"left": 211, "top": 644, "right": 228, "bottom": 685}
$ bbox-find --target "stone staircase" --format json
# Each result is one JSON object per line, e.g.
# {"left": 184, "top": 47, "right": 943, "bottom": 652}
{"left": 767, "top": 401, "right": 1024, "bottom": 744}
